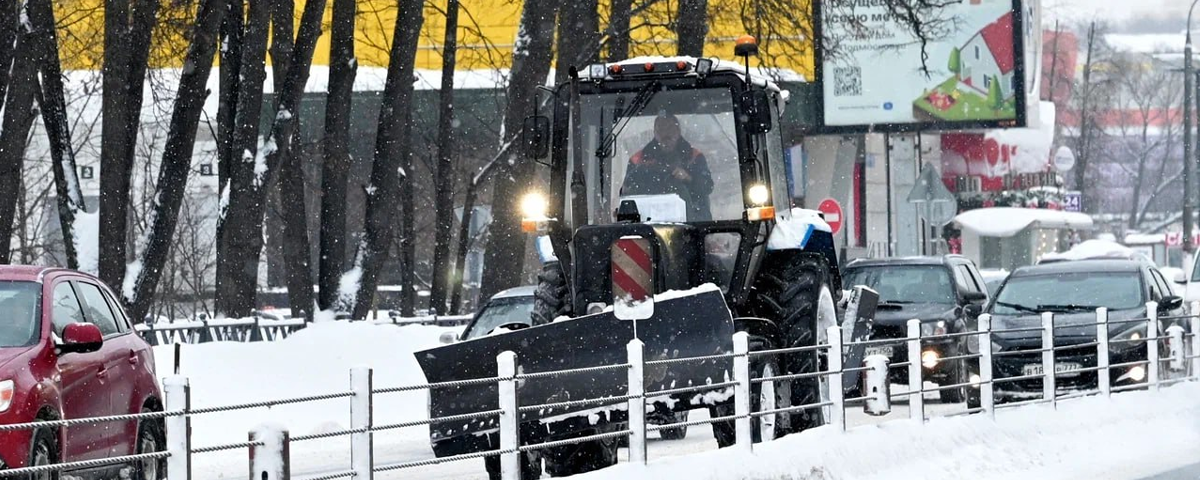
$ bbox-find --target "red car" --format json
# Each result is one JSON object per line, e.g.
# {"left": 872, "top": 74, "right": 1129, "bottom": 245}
{"left": 0, "top": 266, "right": 163, "bottom": 479}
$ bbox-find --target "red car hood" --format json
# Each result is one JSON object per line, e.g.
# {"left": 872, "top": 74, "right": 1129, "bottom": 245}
{"left": 0, "top": 345, "right": 34, "bottom": 372}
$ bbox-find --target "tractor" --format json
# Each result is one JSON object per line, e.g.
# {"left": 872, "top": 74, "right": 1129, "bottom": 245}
{"left": 416, "top": 37, "right": 873, "bottom": 479}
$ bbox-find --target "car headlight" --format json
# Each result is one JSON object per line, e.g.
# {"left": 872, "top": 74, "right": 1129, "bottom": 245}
{"left": 0, "top": 380, "right": 13, "bottom": 412}
{"left": 920, "top": 320, "right": 948, "bottom": 337}
{"left": 1111, "top": 324, "right": 1147, "bottom": 350}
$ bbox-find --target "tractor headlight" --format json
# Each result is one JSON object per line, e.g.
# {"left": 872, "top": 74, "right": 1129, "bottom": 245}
{"left": 748, "top": 184, "right": 770, "bottom": 205}
{"left": 520, "top": 192, "right": 548, "bottom": 220}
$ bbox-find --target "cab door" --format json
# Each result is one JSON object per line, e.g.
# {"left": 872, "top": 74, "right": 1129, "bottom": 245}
{"left": 51, "top": 280, "right": 113, "bottom": 461}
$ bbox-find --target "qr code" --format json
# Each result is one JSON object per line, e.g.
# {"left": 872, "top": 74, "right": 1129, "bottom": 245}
{"left": 833, "top": 66, "right": 862, "bottom": 96}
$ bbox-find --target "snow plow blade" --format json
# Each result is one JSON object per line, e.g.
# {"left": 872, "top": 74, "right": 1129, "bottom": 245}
{"left": 415, "top": 289, "right": 735, "bottom": 450}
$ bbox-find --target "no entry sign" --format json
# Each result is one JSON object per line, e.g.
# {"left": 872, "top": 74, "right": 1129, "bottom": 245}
{"left": 818, "top": 198, "right": 843, "bottom": 234}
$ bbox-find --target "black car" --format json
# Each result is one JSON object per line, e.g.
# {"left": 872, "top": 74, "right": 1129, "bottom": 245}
{"left": 973, "top": 259, "right": 1188, "bottom": 405}
{"left": 843, "top": 255, "right": 989, "bottom": 403}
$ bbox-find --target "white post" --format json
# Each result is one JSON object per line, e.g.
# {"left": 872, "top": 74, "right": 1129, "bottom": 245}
{"left": 164, "top": 375, "right": 191, "bottom": 480}
{"left": 1041, "top": 312, "right": 1056, "bottom": 408}
{"left": 249, "top": 425, "right": 290, "bottom": 480}
{"left": 978, "top": 314, "right": 994, "bottom": 420}
{"left": 350, "top": 367, "right": 374, "bottom": 480}
{"left": 827, "top": 326, "right": 845, "bottom": 432}
{"left": 1191, "top": 302, "right": 1200, "bottom": 378}
{"left": 1168, "top": 325, "right": 1186, "bottom": 372}
{"left": 863, "top": 355, "right": 891, "bottom": 416}
{"left": 732, "top": 332, "right": 753, "bottom": 451}
{"left": 906, "top": 319, "right": 924, "bottom": 423}
{"left": 1147, "top": 302, "right": 1160, "bottom": 391}
{"left": 626, "top": 339, "right": 647, "bottom": 464}
{"left": 1096, "top": 308, "right": 1111, "bottom": 398}
{"left": 497, "top": 351, "right": 519, "bottom": 480}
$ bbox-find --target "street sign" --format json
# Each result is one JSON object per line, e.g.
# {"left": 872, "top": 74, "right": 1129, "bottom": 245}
{"left": 1063, "top": 192, "right": 1081, "bottom": 212}
{"left": 907, "top": 164, "right": 957, "bottom": 226}
{"left": 1053, "top": 146, "right": 1076, "bottom": 172}
{"left": 818, "top": 198, "right": 843, "bottom": 234}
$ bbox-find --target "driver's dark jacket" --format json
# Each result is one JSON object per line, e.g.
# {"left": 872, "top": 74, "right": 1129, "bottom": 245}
{"left": 620, "top": 138, "right": 715, "bottom": 221}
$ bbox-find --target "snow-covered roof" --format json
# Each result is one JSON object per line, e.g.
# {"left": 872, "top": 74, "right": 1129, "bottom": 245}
{"left": 582, "top": 55, "right": 803, "bottom": 92}
{"left": 1124, "top": 233, "right": 1165, "bottom": 245}
{"left": 954, "top": 207, "right": 1093, "bottom": 237}
{"left": 1039, "top": 239, "right": 1149, "bottom": 264}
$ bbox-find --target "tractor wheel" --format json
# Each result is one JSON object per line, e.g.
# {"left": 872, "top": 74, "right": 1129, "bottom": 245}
{"left": 657, "top": 410, "right": 689, "bottom": 440}
{"left": 542, "top": 435, "right": 618, "bottom": 477}
{"left": 484, "top": 451, "right": 542, "bottom": 480}
{"left": 531, "top": 261, "right": 570, "bottom": 326}
{"left": 749, "top": 253, "right": 835, "bottom": 436}
{"left": 710, "top": 351, "right": 790, "bottom": 447}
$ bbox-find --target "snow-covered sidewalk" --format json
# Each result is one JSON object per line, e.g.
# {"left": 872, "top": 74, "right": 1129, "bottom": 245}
{"left": 579, "top": 383, "right": 1200, "bottom": 480}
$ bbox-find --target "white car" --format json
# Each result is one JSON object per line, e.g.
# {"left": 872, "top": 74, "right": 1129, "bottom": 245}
{"left": 1188, "top": 254, "right": 1200, "bottom": 303}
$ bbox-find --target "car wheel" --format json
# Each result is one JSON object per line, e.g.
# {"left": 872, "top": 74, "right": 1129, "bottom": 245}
{"left": 135, "top": 418, "right": 166, "bottom": 480}
{"left": 939, "top": 357, "right": 968, "bottom": 404}
{"left": 28, "top": 426, "right": 59, "bottom": 480}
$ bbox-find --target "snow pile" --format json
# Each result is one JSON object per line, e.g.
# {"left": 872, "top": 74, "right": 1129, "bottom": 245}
{"left": 1040, "top": 239, "right": 1149, "bottom": 264}
{"left": 71, "top": 210, "right": 99, "bottom": 275}
{"left": 954, "top": 207, "right": 1093, "bottom": 238}
{"left": 580, "top": 382, "right": 1200, "bottom": 480}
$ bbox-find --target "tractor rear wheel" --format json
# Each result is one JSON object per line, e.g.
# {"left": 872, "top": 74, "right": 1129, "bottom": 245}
{"left": 531, "top": 261, "right": 571, "bottom": 326}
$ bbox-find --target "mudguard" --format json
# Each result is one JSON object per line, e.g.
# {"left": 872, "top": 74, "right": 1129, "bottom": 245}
{"left": 415, "top": 288, "right": 735, "bottom": 452}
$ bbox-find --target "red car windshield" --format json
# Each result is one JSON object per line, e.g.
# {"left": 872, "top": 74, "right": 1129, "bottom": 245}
{"left": 0, "top": 281, "right": 40, "bottom": 347}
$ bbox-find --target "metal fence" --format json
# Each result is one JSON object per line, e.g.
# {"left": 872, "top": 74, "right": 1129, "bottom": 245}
{"left": 7, "top": 301, "right": 1199, "bottom": 480}
{"left": 135, "top": 312, "right": 473, "bottom": 346}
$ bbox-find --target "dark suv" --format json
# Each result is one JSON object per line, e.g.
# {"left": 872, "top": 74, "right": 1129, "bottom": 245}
{"left": 843, "top": 255, "right": 989, "bottom": 403}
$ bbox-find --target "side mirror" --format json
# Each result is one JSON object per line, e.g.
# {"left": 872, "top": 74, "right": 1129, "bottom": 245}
{"left": 1161, "top": 295, "right": 1185, "bottom": 311}
{"left": 521, "top": 115, "right": 550, "bottom": 161}
{"left": 738, "top": 89, "right": 773, "bottom": 134}
{"left": 962, "top": 291, "right": 987, "bottom": 303}
{"left": 1172, "top": 270, "right": 1188, "bottom": 284}
{"left": 59, "top": 323, "right": 103, "bottom": 354}
{"left": 963, "top": 303, "right": 983, "bottom": 318}
{"left": 439, "top": 331, "right": 459, "bottom": 345}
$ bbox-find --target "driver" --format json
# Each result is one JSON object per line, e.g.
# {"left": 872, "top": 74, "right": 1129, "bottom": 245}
{"left": 620, "top": 114, "right": 714, "bottom": 221}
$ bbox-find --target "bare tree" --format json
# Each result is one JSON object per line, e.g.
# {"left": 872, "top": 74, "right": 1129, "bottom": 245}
{"left": 347, "top": 0, "right": 424, "bottom": 319}
{"left": 0, "top": 12, "right": 39, "bottom": 265}
{"left": 269, "top": 0, "right": 293, "bottom": 92}
{"left": 1072, "top": 22, "right": 1114, "bottom": 215}
{"left": 607, "top": 0, "right": 633, "bottom": 62}
{"left": 125, "top": 0, "right": 228, "bottom": 322}
{"left": 0, "top": 0, "right": 16, "bottom": 109}
{"left": 676, "top": 0, "right": 707, "bottom": 57}
{"left": 216, "top": 0, "right": 243, "bottom": 197}
{"left": 428, "top": 0, "right": 460, "bottom": 314}
{"left": 317, "top": 0, "right": 356, "bottom": 313}
{"left": 556, "top": 0, "right": 598, "bottom": 84}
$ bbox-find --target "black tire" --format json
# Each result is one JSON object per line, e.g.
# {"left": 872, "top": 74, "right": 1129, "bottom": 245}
{"left": 939, "top": 345, "right": 968, "bottom": 404}
{"left": 748, "top": 253, "right": 833, "bottom": 435}
{"left": 966, "top": 386, "right": 981, "bottom": 410}
{"left": 135, "top": 418, "right": 166, "bottom": 480}
{"left": 484, "top": 451, "right": 542, "bottom": 480}
{"left": 657, "top": 410, "right": 689, "bottom": 440}
{"left": 531, "top": 262, "right": 570, "bottom": 326}
{"left": 28, "top": 427, "right": 59, "bottom": 480}
{"left": 711, "top": 354, "right": 790, "bottom": 447}
{"left": 542, "top": 435, "right": 617, "bottom": 477}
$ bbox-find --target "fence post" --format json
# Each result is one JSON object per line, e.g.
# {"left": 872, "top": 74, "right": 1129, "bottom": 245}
{"left": 1147, "top": 301, "right": 1160, "bottom": 391}
{"left": 497, "top": 351, "right": 519, "bottom": 480}
{"left": 350, "top": 367, "right": 374, "bottom": 480}
{"left": 732, "top": 332, "right": 753, "bottom": 451}
{"left": 826, "top": 325, "right": 845, "bottom": 432}
{"left": 626, "top": 339, "right": 647, "bottom": 464}
{"left": 1168, "top": 325, "right": 1186, "bottom": 373}
{"left": 198, "top": 318, "right": 214, "bottom": 343}
{"left": 1041, "top": 312, "right": 1056, "bottom": 409}
{"left": 978, "top": 314, "right": 994, "bottom": 420}
{"left": 164, "top": 376, "right": 191, "bottom": 480}
{"left": 249, "top": 424, "right": 290, "bottom": 480}
{"left": 905, "top": 319, "right": 923, "bottom": 423}
{"left": 1096, "top": 308, "right": 1111, "bottom": 398}
{"left": 1191, "top": 302, "right": 1200, "bottom": 378}
{"left": 250, "top": 315, "right": 265, "bottom": 342}
{"left": 862, "top": 355, "right": 890, "bottom": 416}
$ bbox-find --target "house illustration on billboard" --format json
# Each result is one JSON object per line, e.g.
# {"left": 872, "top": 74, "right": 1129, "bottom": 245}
{"left": 913, "top": 11, "right": 1017, "bottom": 122}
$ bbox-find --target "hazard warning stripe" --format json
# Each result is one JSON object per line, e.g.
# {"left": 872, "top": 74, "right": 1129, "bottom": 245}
{"left": 612, "top": 238, "right": 652, "bottom": 301}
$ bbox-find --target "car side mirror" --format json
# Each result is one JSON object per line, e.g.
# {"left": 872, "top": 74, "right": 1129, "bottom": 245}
{"left": 963, "top": 303, "right": 983, "bottom": 318}
{"left": 439, "top": 331, "right": 459, "bottom": 345}
{"left": 521, "top": 115, "right": 550, "bottom": 161}
{"left": 738, "top": 89, "right": 773, "bottom": 135}
{"left": 59, "top": 323, "right": 103, "bottom": 354}
{"left": 962, "top": 291, "right": 987, "bottom": 303}
{"left": 1161, "top": 295, "right": 1184, "bottom": 311}
{"left": 1172, "top": 270, "right": 1188, "bottom": 284}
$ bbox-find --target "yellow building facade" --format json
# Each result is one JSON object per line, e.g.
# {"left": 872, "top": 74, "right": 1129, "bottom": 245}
{"left": 56, "top": 0, "right": 814, "bottom": 80}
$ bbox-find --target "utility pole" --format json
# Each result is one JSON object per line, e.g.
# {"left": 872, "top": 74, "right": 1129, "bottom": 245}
{"left": 1185, "top": 0, "right": 1199, "bottom": 253}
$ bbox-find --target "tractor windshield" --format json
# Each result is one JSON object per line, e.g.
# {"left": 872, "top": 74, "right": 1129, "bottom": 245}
{"left": 571, "top": 87, "right": 742, "bottom": 224}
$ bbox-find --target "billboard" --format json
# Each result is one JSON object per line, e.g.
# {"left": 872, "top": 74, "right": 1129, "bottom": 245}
{"left": 814, "top": 0, "right": 1030, "bottom": 132}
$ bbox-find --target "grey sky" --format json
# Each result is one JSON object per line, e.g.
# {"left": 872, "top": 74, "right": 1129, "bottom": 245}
{"left": 1045, "top": 0, "right": 1190, "bottom": 33}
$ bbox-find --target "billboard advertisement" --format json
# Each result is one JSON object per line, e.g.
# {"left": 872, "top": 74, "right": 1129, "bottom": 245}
{"left": 814, "top": 0, "right": 1030, "bottom": 132}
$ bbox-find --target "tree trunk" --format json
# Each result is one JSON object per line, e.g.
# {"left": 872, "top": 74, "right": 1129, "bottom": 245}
{"left": 99, "top": 0, "right": 159, "bottom": 289}
{"left": 555, "top": 0, "right": 598, "bottom": 84}
{"left": 477, "top": 0, "right": 558, "bottom": 304}
{"left": 0, "top": 25, "right": 38, "bottom": 265}
{"left": 0, "top": 0, "right": 18, "bottom": 112}
{"left": 215, "top": 0, "right": 271, "bottom": 317}
{"left": 1074, "top": 22, "right": 1096, "bottom": 214}
{"left": 29, "top": 0, "right": 86, "bottom": 270}
{"left": 427, "top": 0, "right": 459, "bottom": 315}
{"left": 126, "top": 0, "right": 228, "bottom": 321}
{"left": 269, "top": 0, "right": 293, "bottom": 93}
{"left": 317, "top": 0, "right": 356, "bottom": 312}
{"left": 676, "top": 0, "right": 708, "bottom": 57}
{"left": 216, "top": 0, "right": 243, "bottom": 196}
{"left": 277, "top": 122, "right": 315, "bottom": 320}
{"left": 348, "top": 0, "right": 423, "bottom": 319}
{"left": 607, "top": 0, "right": 632, "bottom": 62}
{"left": 216, "top": 0, "right": 324, "bottom": 317}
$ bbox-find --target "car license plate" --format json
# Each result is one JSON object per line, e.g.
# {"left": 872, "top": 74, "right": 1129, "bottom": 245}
{"left": 1023, "top": 362, "right": 1082, "bottom": 378}
{"left": 865, "top": 346, "right": 893, "bottom": 358}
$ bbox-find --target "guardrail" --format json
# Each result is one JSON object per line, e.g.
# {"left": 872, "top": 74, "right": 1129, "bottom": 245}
{"left": 9, "top": 301, "right": 1199, "bottom": 480}
{"left": 135, "top": 312, "right": 474, "bottom": 346}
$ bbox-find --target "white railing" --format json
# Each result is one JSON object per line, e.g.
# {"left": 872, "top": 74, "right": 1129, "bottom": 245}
{"left": 6, "top": 301, "right": 1199, "bottom": 480}
{"left": 135, "top": 312, "right": 474, "bottom": 346}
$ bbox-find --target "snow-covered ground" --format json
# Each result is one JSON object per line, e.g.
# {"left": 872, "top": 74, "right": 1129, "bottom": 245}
{"left": 155, "top": 322, "right": 1200, "bottom": 480}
